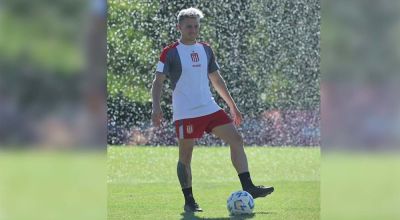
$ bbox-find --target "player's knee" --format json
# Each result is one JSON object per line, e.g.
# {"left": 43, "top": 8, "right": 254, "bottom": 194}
{"left": 179, "top": 153, "right": 192, "bottom": 165}
{"left": 179, "top": 158, "right": 191, "bottom": 166}
{"left": 233, "top": 133, "right": 244, "bottom": 146}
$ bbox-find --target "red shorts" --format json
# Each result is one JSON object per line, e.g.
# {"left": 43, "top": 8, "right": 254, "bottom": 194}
{"left": 174, "top": 110, "right": 232, "bottom": 139}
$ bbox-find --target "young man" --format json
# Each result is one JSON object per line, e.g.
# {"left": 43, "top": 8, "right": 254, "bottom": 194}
{"left": 151, "top": 7, "right": 274, "bottom": 212}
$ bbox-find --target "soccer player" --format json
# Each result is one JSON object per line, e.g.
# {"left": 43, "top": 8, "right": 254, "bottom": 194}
{"left": 151, "top": 7, "right": 274, "bottom": 212}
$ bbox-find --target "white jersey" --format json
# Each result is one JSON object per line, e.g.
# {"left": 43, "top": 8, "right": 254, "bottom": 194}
{"left": 156, "top": 40, "right": 221, "bottom": 121}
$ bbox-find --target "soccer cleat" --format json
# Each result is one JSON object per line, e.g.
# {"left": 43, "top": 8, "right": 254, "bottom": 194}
{"left": 184, "top": 202, "right": 203, "bottom": 212}
{"left": 245, "top": 185, "right": 274, "bottom": 199}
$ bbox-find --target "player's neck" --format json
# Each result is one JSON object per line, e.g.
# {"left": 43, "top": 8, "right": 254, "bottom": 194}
{"left": 179, "top": 38, "right": 196, "bottom": 45}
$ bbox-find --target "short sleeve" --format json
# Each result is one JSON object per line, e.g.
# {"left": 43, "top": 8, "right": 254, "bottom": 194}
{"left": 156, "top": 47, "right": 170, "bottom": 75}
{"left": 208, "top": 47, "right": 220, "bottom": 74}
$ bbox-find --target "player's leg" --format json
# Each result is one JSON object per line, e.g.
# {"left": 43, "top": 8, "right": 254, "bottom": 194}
{"left": 178, "top": 138, "right": 202, "bottom": 212}
{"left": 212, "top": 123, "right": 248, "bottom": 173}
{"left": 178, "top": 138, "right": 194, "bottom": 188}
{"left": 211, "top": 123, "right": 274, "bottom": 199}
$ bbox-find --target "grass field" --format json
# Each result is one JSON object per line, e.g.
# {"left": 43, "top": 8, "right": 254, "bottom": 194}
{"left": 108, "top": 146, "right": 320, "bottom": 220}
{"left": 0, "top": 151, "right": 106, "bottom": 220}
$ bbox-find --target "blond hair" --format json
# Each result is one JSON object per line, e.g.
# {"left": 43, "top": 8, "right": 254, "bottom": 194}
{"left": 177, "top": 7, "right": 204, "bottom": 23}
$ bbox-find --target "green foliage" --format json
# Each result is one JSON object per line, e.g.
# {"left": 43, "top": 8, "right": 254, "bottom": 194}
{"left": 107, "top": 0, "right": 159, "bottom": 103}
{"left": 107, "top": 73, "right": 151, "bottom": 102}
{"left": 0, "top": 1, "right": 85, "bottom": 74}
{"left": 107, "top": 0, "right": 320, "bottom": 113}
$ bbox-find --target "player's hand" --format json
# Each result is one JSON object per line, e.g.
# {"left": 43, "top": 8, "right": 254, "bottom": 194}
{"left": 152, "top": 107, "right": 163, "bottom": 127}
{"left": 230, "top": 107, "right": 243, "bottom": 126}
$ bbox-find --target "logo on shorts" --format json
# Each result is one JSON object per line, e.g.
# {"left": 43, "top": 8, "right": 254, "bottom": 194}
{"left": 191, "top": 52, "right": 199, "bottom": 62}
{"left": 186, "top": 125, "right": 193, "bottom": 134}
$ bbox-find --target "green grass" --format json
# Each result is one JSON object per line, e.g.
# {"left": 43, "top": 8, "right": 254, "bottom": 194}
{"left": 321, "top": 152, "right": 400, "bottom": 220}
{"left": 108, "top": 146, "right": 320, "bottom": 220}
{"left": 0, "top": 151, "right": 106, "bottom": 220}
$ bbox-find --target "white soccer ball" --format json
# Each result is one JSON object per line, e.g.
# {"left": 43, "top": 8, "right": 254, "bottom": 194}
{"left": 227, "top": 190, "right": 254, "bottom": 215}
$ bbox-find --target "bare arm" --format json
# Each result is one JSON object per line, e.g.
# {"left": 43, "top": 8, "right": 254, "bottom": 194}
{"left": 208, "top": 71, "right": 243, "bottom": 125}
{"left": 151, "top": 73, "right": 166, "bottom": 127}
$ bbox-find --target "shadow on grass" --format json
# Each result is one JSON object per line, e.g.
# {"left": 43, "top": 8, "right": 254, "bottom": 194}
{"left": 180, "top": 212, "right": 230, "bottom": 220}
{"left": 180, "top": 211, "right": 276, "bottom": 220}
{"left": 253, "top": 211, "right": 277, "bottom": 215}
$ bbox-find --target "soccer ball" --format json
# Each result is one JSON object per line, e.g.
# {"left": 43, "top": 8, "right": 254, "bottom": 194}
{"left": 227, "top": 190, "right": 254, "bottom": 215}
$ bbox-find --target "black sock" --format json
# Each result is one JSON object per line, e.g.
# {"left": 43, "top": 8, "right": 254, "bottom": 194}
{"left": 182, "top": 187, "right": 195, "bottom": 204}
{"left": 238, "top": 172, "right": 255, "bottom": 190}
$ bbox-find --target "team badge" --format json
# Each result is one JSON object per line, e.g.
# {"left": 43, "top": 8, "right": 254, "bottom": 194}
{"left": 186, "top": 125, "right": 193, "bottom": 134}
{"left": 191, "top": 52, "right": 199, "bottom": 62}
